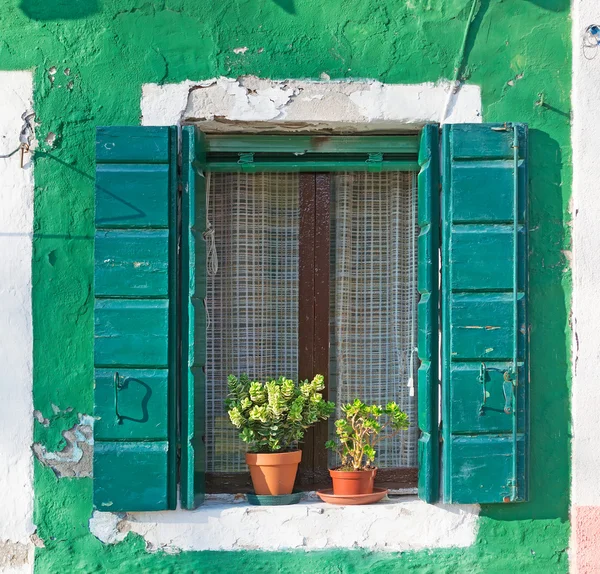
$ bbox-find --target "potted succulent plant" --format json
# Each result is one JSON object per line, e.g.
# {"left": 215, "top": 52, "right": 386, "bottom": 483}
{"left": 325, "top": 399, "right": 409, "bottom": 496}
{"left": 226, "top": 373, "right": 335, "bottom": 496}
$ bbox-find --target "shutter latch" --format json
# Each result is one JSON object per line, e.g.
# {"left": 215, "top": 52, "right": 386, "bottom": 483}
{"left": 238, "top": 152, "right": 256, "bottom": 173}
{"left": 114, "top": 372, "right": 125, "bottom": 425}
{"left": 477, "top": 363, "right": 489, "bottom": 416}
{"left": 477, "top": 363, "right": 515, "bottom": 416}
{"left": 238, "top": 152, "right": 254, "bottom": 164}
{"left": 502, "top": 370, "right": 514, "bottom": 415}
{"left": 366, "top": 152, "right": 383, "bottom": 172}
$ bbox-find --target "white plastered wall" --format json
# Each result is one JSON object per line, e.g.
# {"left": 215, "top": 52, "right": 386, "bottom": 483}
{"left": 572, "top": 1, "right": 600, "bottom": 572}
{"left": 572, "top": 0, "right": 600, "bottom": 508}
{"left": 0, "top": 71, "right": 35, "bottom": 573}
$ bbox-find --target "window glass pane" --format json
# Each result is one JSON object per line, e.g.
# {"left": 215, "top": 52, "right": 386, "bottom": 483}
{"left": 205, "top": 173, "right": 300, "bottom": 473}
{"left": 329, "top": 171, "right": 419, "bottom": 468}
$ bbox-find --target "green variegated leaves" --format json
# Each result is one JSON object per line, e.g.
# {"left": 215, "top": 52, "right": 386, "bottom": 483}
{"left": 228, "top": 406, "right": 246, "bottom": 428}
{"left": 249, "top": 381, "right": 267, "bottom": 405}
{"left": 326, "top": 399, "right": 410, "bottom": 471}
{"left": 226, "top": 374, "right": 335, "bottom": 453}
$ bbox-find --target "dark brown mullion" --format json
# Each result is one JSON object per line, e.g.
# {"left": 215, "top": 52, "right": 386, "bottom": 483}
{"left": 298, "top": 173, "right": 317, "bottom": 485}
{"left": 374, "top": 468, "right": 418, "bottom": 490}
{"left": 312, "top": 173, "right": 331, "bottom": 483}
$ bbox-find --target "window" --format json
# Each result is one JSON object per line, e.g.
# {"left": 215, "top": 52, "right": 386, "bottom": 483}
{"left": 202, "top": 170, "right": 419, "bottom": 491}
{"left": 195, "top": 137, "right": 421, "bottom": 491}
{"left": 93, "top": 124, "right": 529, "bottom": 511}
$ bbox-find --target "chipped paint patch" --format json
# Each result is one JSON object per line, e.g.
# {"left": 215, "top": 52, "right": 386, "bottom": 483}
{"left": 89, "top": 512, "right": 130, "bottom": 545}
{"left": 32, "top": 414, "right": 94, "bottom": 478}
{"left": 0, "top": 540, "right": 32, "bottom": 571}
{"left": 33, "top": 410, "right": 49, "bottom": 427}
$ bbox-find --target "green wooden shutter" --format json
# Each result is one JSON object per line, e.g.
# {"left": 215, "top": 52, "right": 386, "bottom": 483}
{"left": 441, "top": 123, "right": 528, "bottom": 503}
{"left": 94, "top": 126, "right": 178, "bottom": 511}
{"left": 181, "top": 126, "right": 207, "bottom": 508}
{"left": 417, "top": 124, "right": 440, "bottom": 503}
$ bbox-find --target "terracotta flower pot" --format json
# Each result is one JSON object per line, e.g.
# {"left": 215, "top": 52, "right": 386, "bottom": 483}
{"left": 246, "top": 450, "right": 302, "bottom": 495}
{"left": 329, "top": 468, "right": 377, "bottom": 496}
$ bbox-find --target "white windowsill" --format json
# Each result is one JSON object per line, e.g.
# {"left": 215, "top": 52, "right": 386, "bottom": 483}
{"left": 90, "top": 493, "right": 480, "bottom": 553}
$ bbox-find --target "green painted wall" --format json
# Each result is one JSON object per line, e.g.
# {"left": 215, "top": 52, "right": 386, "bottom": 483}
{"left": 0, "top": 0, "right": 571, "bottom": 571}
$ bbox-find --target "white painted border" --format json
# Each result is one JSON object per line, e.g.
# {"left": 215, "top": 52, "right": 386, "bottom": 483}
{"left": 572, "top": 0, "right": 600, "bottom": 509}
{"left": 141, "top": 76, "right": 482, "bottom": 129}
{"left": 570, "top": 3, "right": 600, "bottom": 570}
{"left": 91, "top": 496, "right": 479, "bottom": 553}
{"left": 0, "top": 71, "right": 35, "bottom": 573}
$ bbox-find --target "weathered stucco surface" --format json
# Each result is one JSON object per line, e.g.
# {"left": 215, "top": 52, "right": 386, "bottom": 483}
{"left": 90, "top": 497, "right": 479, "bottom": 552}
{"left": 571, "top": 0, "right": 600, "bottom": 572}
{"left": 0, "top": 0, "right": 571, "bottom": 571}
{"left": 0, "top": 70, "right": 35, "bottom": 574}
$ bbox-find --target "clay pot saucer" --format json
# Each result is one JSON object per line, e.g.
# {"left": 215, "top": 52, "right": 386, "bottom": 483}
{"left": 247, "top": 490, "right": 303, "bottom": 506}
{"left": 316, "top": 487, "right": 388, "bottom": 505}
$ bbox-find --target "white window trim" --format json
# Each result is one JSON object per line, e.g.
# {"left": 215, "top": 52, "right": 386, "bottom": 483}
{"left": 141, "top": 76, "right": 482, "bottom": 130}
{"left": 90, "top": 493, "right": 479, "bottom": 552}
{"left": 101, "top": 76, "right": 485, "bottom": 554}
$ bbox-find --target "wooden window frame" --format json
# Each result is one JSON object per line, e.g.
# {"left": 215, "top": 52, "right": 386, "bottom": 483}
{"left": 201, "top": 134, "right": 420, "bottom": 493}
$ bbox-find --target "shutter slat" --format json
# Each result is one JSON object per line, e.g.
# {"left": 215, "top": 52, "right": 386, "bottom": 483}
{"left": 441, "top": 123, "right": 529, "bottom": 504}
{"left": 450, "top": 227, "right": 526, "bottom": 290}
{"left": 450, "top": 162, "right": 527, "bottom": 222}
{"left": 94, "top": 299, "right": 169, "bottom": 367}
{"left": 96, "top": 126, "right": 172, "bottom": 163}
{"left": 450, "top": 364, "right": 526, "bottom": 434}
{"left": 94, "top": 369, "right": 169, "bottom": 440}
{"left": 95, "top": 230, "right": 169, "bottom": 297}
{"left": 94, "top": 442, "right": 170, "bottom": 511}
{"left": 94, "top": 126, "right": 177, "bottom": 511}
{"left": 450, "top": 293, "right": 526, "bottom": 361}
{"left": 95, "top": 165, "right": 171, "bottom": 228}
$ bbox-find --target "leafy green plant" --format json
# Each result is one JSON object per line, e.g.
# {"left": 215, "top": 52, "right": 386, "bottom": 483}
{"left": 226, "top": 374, "right": 335, "bottom": 453}
{"left": 325, "top": 399, "right": 410, "bottom": 471}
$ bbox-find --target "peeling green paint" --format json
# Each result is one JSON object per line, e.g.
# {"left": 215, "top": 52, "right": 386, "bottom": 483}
{"left": 0, "top": 0, "right": 571, "bottom": 571}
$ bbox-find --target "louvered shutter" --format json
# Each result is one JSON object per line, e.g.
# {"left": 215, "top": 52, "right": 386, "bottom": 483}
{"left": 417, "top": 125, "right": 441, "bottom": 503}
{"left": 441, "top": 123, "right": 528, "bottom": 503}
{"left": 94, "top": 126, "right": 178, "bottom": 511}
{"left": 181, "top": 126, "right": 207, "bottom": 508}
